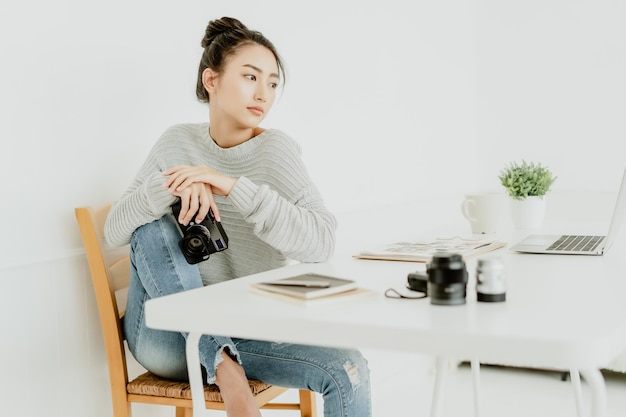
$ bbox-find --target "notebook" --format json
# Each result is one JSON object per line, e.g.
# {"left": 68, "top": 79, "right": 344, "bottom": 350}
{"left": 251, "top": 273, "right": 358, "bottom": 300}
{"left": 510, "top": 167, "right": 626, "bottom": 255}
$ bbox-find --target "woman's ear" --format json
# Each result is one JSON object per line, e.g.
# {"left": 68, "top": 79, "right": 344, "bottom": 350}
{"left": 202, "top": 68, "right": 218, "bottom": 93}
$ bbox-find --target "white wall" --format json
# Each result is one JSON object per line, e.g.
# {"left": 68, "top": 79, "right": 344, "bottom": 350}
{"left": 1, "top": 1, "right": 624, "bottom": 416}
{"left": 0, "top": 0, "right": 482, "bottom": 269}
{"left": 474, "top": 0, "right": 626, "bottom": 189}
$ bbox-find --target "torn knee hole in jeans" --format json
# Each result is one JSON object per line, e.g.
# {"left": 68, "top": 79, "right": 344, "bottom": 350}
{"left": 343, "top": 361, "right": 361, "bottom": 389}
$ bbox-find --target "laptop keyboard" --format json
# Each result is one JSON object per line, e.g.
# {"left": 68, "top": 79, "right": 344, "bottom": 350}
{"left": 546, "top": 235, "right": 604, "bottom": 252}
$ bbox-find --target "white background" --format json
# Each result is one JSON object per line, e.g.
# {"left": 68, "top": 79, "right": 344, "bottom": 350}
{"left": 2, "top": 0, "right": 625, "bottom": 268}
{"left": 1, "top": 2, "right": 626, "bottom": 416}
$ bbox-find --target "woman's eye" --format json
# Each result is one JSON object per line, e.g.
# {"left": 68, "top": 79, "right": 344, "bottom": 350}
{"left": 245, "top": 74, "right": 256, "bottom": 81}
{"left": 269, "top": 82, "right": 278, "bottom": 89}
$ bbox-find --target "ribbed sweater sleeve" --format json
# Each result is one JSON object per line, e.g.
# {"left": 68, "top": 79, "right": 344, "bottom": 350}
{"left": 228, "top": 173, "right": 336, "bottom": 263}
{"left": 104, "top": 123, "right": 336, "bottom": 281}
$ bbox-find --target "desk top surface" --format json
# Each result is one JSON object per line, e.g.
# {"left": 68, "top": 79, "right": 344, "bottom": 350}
{"left": 145, "top": 195, "right": 626, "bottom": 370}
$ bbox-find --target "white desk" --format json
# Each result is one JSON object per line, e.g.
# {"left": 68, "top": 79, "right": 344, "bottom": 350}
{"left": 145, "top": 197, "right": 626, "bottom": 416}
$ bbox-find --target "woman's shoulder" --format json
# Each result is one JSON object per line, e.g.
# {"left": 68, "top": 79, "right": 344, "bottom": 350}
{"left": 151, "top": 123, "right": 208, "bottom": 150}
{"left": 260, "top": 128, "right": 302, "bottom": 155}
{"left": 159, "top": 123, "right": 208, "bottom": 141}
{"left": 141, "top": 123, "right": 209, "bottom": 168}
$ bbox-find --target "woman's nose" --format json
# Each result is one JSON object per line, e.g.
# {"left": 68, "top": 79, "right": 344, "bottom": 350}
{"left": 255, "top": 85, "right": 268, "bottom": 102}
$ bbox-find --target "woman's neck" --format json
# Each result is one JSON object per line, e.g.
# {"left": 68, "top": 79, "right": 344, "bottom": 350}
{"left": 208, "top": 124, "right": 264, "bottom": 149}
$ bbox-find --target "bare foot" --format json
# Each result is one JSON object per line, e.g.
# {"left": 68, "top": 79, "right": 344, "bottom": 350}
{"left": 215, "top": 351, "right": 262, "bottom": 417}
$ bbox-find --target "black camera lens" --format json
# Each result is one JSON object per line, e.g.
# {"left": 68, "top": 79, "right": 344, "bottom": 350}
{"left": 179, "top": 225, "right": 211, "bottom": 264}
{"left": 188, "top": 237, "right": 204, "bottom": 249}
{"left": 427, "top": 252, "right": 468, "bottom": 306}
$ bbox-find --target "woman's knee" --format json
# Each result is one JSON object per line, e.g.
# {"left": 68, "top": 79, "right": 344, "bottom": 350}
{"left": 133, "top": 329, "right": 189, "bottom": 381}
{"left": 132, "top": 215, "right": 180, "bottom": 248}
{"left": 311, "top": 348, "right": 372, "bottom": 416}
{"left": 328, "top": 349, "right": 370, "bottom": 393}
{"left": 130, "top": 215, "right": 203, "bottom": 295}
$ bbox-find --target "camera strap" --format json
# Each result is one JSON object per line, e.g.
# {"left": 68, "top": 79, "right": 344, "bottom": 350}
{"left": 384, "top": 288, "right": 428, "bottom": 300}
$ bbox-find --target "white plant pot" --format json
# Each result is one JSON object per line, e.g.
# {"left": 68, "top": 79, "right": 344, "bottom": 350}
{"left": 509, "top": 196, "right": 547, "bottom": 230}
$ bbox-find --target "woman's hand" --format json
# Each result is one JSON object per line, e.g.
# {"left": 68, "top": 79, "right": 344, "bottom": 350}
{"left": 164, "top": 165, "right": 237, "bottom": 197}
{"left": 169, "top": 182, "right": 218, "bottom": 225}
{"left": 164, "top": 165, "right": 237, "bottom": 224}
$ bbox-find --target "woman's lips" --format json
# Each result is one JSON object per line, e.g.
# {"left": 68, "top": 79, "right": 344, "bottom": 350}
{"left": 247, "top": 106, "right": 264, "bottom": 116}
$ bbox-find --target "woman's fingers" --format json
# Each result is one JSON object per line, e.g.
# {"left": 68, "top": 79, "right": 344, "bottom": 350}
{"left": 171, "top": 183, "right": 220, "bottom": 225}
{"left": 206, "top": 187, "right": 220, "bottom": 222}
{"left": 164, "top": 165, "right": 235, "bottom": 197}
{"left": 174, "top": 186, "right": 199, "bottom": 226}
{"left": 164, "top": 166, "right": 195, "bottom": 192}
{"left": 195, "top": 186, "right": 211, "bottom": 223}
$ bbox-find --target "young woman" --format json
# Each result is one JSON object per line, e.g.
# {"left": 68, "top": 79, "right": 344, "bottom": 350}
{"left": 105, "top": 16, "right": 371, "bottom": 417}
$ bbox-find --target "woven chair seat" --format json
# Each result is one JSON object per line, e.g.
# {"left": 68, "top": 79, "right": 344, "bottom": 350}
{"left": 127, "top": 371, "right": 273, "bottom": 402}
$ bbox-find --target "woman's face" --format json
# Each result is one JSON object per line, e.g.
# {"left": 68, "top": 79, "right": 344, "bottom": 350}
{"left": 207, "top": 43, "right": 280, "bottom": 130}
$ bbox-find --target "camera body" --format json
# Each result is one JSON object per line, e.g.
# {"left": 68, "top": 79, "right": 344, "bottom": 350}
{"left": 426, "top": 252, "right": 468, "bottom": 305}
{"left": 171, "top": 200, "right": 229, "bottom": 264}
{"left": 407, "top": 271, "right": 428, "bottom": 294}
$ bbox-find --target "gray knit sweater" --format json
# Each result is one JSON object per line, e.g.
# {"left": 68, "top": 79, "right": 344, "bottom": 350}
{"left": 104, "top": 123, "right": 337, "bottom": 285}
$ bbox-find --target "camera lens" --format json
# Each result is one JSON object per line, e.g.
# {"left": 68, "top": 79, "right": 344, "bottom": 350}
{"left": 181, "top": 235, "right": 208, "bottom": 256}
{"left": 188, "top": 237, "right": 204, "bottom": 249}
{"left": 427, "top": 252, "right": 468, "bottom": 306}
{"left": 476, "top": 258, "right": 506, "bottom": 302}
{"left": 179, "top": 225, "right": 211, "bottom": 264}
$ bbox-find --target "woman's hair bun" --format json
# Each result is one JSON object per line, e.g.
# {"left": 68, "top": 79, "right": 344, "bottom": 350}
{"left": 201, "top": 16, "right": 248, "bottom": 48}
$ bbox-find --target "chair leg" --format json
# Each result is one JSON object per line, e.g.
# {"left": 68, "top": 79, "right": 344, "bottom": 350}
{"left": 112, "top": 398, "right": 131, "bottom": 417}
{"left": 298, "top": 389, "right": 317, "bottom": 417}
{"left": 175, "top": 407, "right": 193, "bottom": 417}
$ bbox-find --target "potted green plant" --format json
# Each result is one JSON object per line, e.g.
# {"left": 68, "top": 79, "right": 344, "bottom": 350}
{"left": 499, "top": 160, "right": 556, "bottom": 200}
{"left": 498, "top": 161, "right": 557, "bottom": 229}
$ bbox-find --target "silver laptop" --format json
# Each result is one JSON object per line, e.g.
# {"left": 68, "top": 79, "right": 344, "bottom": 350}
{"left": 510, "top": 167, "right": 626, "bottom": 255}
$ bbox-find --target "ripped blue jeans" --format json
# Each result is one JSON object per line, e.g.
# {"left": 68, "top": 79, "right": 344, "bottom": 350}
{"left": 123, "top": 216, "right": 372, "bottom": 417}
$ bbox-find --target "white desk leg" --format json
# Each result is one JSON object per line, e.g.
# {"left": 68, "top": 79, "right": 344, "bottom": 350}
{"left": 579, "top": 368, "right": 607, "bottom": 417}
{"left": 185, "top": 332, "right": 206, "bottom": 414}
{"left": 471, "top": 360, "right": 481, "bottom": 417}
{"left": 431, "top": 357, "right": 448, "bottom": 417}
{"left": 570, "top": 369, "right": 584, "bottom": 417}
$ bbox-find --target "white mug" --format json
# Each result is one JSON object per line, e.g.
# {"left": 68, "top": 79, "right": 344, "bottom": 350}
{"left": 461, "top": 192, "right": 505, "bottom": 235}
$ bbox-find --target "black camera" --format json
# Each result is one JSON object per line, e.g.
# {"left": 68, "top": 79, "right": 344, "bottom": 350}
{"left": 426, "top": 252, "right": 468, "bottom": 305}
{"left": 171, "top": 200, "right": 229, "bottom": 264}
{"left": 407, "top": 271, "right": 428, "bottom": 294}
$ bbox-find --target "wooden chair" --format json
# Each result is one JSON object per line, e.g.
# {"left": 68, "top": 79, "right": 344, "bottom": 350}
{"left": 75, "top": 204, "right": 317, "bottom": 417}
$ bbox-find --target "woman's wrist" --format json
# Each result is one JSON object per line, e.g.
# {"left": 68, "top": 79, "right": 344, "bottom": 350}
{"left": 215, "top": 175, "right": 237, "bottom": 196}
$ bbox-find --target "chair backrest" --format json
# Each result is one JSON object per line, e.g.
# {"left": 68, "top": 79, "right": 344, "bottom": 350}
{"left": 75, "top": 205, "right": 132, "bottom": 411}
